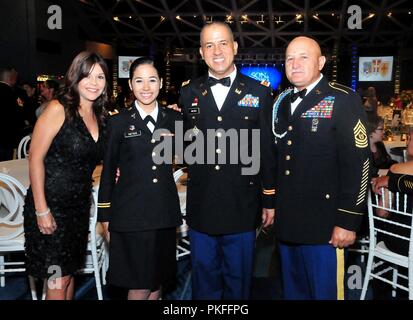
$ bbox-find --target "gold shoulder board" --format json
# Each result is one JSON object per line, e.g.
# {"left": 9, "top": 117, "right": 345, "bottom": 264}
{"left": 181, "top": 79, "right": 191, "bottom": 87}
{"left": 328, "top": 82, "right": 352, "bottom": 94}
{"left": 108, "top": 109, "right": 119, "bottom": 116}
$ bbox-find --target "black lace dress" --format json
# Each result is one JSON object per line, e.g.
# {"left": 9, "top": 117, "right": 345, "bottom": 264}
{"left": 23, "top": 115, "right": 104, "bottom": 279}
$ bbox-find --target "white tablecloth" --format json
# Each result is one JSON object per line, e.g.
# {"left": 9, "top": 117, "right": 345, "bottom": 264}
{"left": 0, "top": 159, "right": 102, "bottom": 189}
{"left": 384, "top": 138, "right": 406, "bottom": 163}
{"left": 0, "top": 159, "right": 29, "bottom": 188}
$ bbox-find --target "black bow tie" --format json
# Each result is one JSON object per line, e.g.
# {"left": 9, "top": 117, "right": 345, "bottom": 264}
{"left": 143, "top": 115, "right": 156, "bottom": 125}
{"left": 290, "top": 89, "right": 307, "bottom": 103}
{"left": 207, "top": 76, "right": 231, "bottom": 87}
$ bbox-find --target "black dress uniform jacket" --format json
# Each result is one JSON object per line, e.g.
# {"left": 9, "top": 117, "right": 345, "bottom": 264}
{"left": 179, "top": 72, "right": 276, "bottom": 235}
{"left": 272, "top": 77, "right": 370, "bottom": 244}
{"left": 97, "top": 105, "right": 181, "bottom": 232}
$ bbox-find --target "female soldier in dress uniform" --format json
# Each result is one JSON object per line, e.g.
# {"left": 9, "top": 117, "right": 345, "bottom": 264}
{"left": 97, "top": 57, "right": 181, "bottom": 300}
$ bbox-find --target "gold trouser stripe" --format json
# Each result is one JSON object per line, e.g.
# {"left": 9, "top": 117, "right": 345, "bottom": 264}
{"left": 336, "top": 248, "right": 345, "bottom": 300}
{"left": 263, "top": 191, "right": 275, "bottom": 195}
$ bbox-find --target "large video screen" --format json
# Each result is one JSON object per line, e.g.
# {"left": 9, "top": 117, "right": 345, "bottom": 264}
{"left": 359, "top": 56, "right": 393, "bottom": 82}
{"left": 239, "top": 64, "right": 282, "bottom": 90}
{"left": 118, "top": 56, "right": 141, "bottom": 78}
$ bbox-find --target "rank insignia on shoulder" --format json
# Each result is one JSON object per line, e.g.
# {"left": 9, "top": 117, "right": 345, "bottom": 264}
{"left": 181, "top": 79, "right": 191, "bottom": 87}
{"left": 354, "top": 120, "right": 368, "bottom": 148}
{"left": 260, "top": 80, "right": 270, "bottom": 87}
{"left": 108, "top": 109, "right": 119, "bottom": 116}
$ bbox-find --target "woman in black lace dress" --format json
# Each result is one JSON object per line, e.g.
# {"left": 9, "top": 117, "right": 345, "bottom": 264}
{"left": 23, "top": 52, "right": 108, "bottom": 300}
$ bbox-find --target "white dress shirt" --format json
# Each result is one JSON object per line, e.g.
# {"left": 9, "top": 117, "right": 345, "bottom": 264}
{"left": 135, "top": 100, "right": 159, "bottom": 133}
{"left": 209, "top": 66, "right": 237, "bottom": 111}
{"left": 290, "top": 74, "right": 323, "bottom": 115}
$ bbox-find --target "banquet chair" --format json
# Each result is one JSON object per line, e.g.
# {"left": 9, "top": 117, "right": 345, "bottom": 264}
{"left": 360, "top": 190, "right": 413, "bottom": 300}
{"left": 348, "top": 236, "right": 369, "bottom": 263}
{"left": 174, "top": 168, "right": 190, "bottom": 260}
{"left": 0, "top": 173, "right": 37, "bottom": 299}
{"left": 76, "top": 185, "right": 108, "bottom": 300}
{"left": 17, "top": 135, "right": 31, "bottom": 159}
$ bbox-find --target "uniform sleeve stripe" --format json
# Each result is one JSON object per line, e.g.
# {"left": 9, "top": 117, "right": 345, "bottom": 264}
{"left": 338, "top": 208, "right": 364, "bottom": 216}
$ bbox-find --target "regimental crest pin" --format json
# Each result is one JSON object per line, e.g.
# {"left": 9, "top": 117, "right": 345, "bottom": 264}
{"left": 129, "top": 125, "right": 135, "bottom": 131}
{"left": 193, "top": 125, "right": 200, "bottom": 136}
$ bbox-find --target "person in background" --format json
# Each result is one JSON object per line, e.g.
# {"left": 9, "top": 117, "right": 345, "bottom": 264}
{"left": 364, "top": 86, "right": 378, "bottom": 117}
{"left": 0, "top": 67, "right": 21, "bottom": 160}
{"left": 23, "top": 51, "right": 107, "bottom": 300}
{"left": 22, "top": 82, "right": 40, "bottom": 131}
{"left": 368, "top": 115, "right": 397, "bottom": 177}
{"left": 36, "top": 79, "right": 60, "bottom": 118}
{"left": 272, "top": 36, "right": 370, "bottom": 300}
{"left": 97, "top": 57, "right": 181, "bottom": 300}
{"left": 372, "top": 127, "right": 413, "bottom": 256}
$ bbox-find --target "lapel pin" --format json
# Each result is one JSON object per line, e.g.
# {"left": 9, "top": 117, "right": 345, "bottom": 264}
{"left": 129, "top": 125, "right": 135, "bottom": 131}
{"left": 202, "top": 90, "right": 207, "bottom": 96}
{"left": 235, "top": 88, "right": 242, "bottom": 95}
{"left": 315, "top": 89, "right": 321, "bottom": 94}
{"left": 131, "top": 113, "right": 136, "bottom": 119}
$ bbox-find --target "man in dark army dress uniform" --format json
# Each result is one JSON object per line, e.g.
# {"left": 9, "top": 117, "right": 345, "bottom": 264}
{"left": 178, "top": 22, "right": 276, "bottom": 299}
{"left": 272, "top": 36, "right": 370, "bottom": 300}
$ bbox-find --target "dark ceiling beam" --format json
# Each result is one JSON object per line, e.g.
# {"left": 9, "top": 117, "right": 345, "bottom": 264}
{"left": 313, "top": 0, "right": 333, "bottom": 11}
{"left": 76, "top": 0, "right": 101, "bottom": 14}
{"left": 387, "top": 15, "right": 409, "bottom": 30}
{"left": 267, "top": 0, "right": 276, "bottom": 47}
{"left": 172, "top": 0, "right": 191, "bottom": 12}
{"left": 132, "top": 0, "right": 163, "bottom": 13}
{"left": 206, "top": 0, "right": 232, "bottom": 13}
{"left": 160, "top": 0, "right": 184, "bottom": 47}
{"left": 230, "top": 0, "right": 245, "bottom": 47}
{"left": 387, "top": 0, "right": 407, "bottom": 9}
{"left": 370, "top": 0, "right": 387, "bottom": 44}
{"left": 239, "top": 0, "right": 260, "bottom": 12}
{"left": 281, "top": 0, "right": 302, "bottom": 11}
{"left": 125, "top": 0, "right": 154, "bottom": 44}
{"left": 176, "top": 17, "right": 202, "bottom": 31}
{"left": 335, "top": 0, "right": 348, "bottom": 49}
{"left": 361, "top": 0, "right": 380, "bottom": 10}
{"left": 91, "top": 0, "right": 125, "bottom": 46}
{"left": 304, "top": 0, "right": 309, "bottom": 33}
{"left": 69, "top": 0, "right": 105, "bottom": 42}
{"left": 195, "top": 0, "right": 207, "bottom": 23}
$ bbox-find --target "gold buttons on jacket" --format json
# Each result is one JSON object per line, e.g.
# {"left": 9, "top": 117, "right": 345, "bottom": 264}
{"left": 288, "top": 126, "right": 293, "bottom": 131}
{"left": 217, "top": 116, "right": 223, "bottom": 122}
{"left": 152, "top": 166, "right": 157, "bottom": 170}
{"left": 325, "top": 194, "right": 330, "bottom": 199}
{"left": 152, "top": 152, "right": 156, "bottom": 157}
{"left": 285, "top": 170, "right": 290, "bottom": 176}
{"left": 244, "top": 116, "right": 249, "bottom": 120}
{"left": 286, "top": 155, "right": 291, "bottom": 161}
{"left": 151, "top": 139, "right": 156, "bottom": 144}
{"left": 287, "top": 140, "right": 292, "bottom": 146}
{"left": 215, "top": 165, "right": 220, "bottom": 170}
{"left": 153, "top": 178, "right": 158, "bottom": 183}
{"left": 216, "top": 132, "right": 222, "bottom": 138}
{"left": 216, "top": 149, "right": 221, "bottom": 154}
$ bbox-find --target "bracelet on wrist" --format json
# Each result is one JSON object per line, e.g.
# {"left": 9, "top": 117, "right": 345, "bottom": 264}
{"left": 35, "top": 207, "right": 50, "bottom": 217}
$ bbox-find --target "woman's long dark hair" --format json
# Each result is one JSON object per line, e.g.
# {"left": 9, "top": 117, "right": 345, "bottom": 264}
{"left": 57, "top": 51, "right": 109, "bottom": 126}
